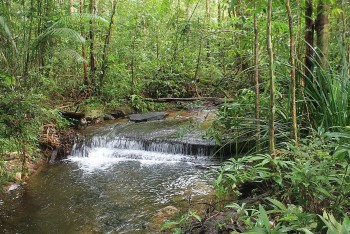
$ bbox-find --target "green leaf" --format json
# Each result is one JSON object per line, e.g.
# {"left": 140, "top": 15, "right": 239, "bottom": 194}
{"left": 0, "top": 16, "right": 18, "bottom": 54}
{"left": 297, "top": 228, "right": 314, "bottom": 234}
{"left": 217, "top": 173, "right": 223, "bottom": 184}
{"left": 50, "top": 13, "right": 108, "bottom": 29}
{"left": 259, "top": 205, "right": 270, "bottom": 230}
{"left": 33, "top": 28, "right": 85, "bottom": 49}
{"left": 161, "top": 221, "right": 178, "bottom": 230}
{"left": 243, "top": 227, "right": 267, "bottom": 234}
{"left": 225, "top": 173, "right": 237, "bottom": 182}
{"left": 273, "top": 174, "right": 283, "bottom": 185}
{"left": 267, "top": 198, "right": 286, "bottom": 211}
{"left": 189, "top": 211, "right": 201, "bottom": 222}
{"left": 315, "top": 187, "right": 332, "bottom": 198}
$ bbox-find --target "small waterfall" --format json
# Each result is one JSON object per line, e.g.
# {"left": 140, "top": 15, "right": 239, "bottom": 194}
{"left": 71, "top": 136, "right": 212, "bottom": 157}
{"left": 68, "top": 130, "right": 215, "bottom": 171}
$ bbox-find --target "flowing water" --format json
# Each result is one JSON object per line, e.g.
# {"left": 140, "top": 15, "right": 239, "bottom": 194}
{"left": 0, "top": 119, "right": 217, "bottom": 233}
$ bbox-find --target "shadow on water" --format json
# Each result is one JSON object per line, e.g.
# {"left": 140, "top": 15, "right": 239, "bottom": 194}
{"left": 0, "top": 119, "right": 218, "bottom": 233}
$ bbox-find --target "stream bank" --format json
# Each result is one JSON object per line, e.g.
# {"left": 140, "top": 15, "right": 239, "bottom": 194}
{"left": 1, "top": 100, "right": 217, "bottom": 192}
{"left": 0, "top": 105, "right": 222, "bottom": 233}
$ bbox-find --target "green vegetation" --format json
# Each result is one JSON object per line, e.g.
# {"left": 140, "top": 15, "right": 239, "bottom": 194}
{"left": 1, "top": 0, "right": 350, "bottom": 232}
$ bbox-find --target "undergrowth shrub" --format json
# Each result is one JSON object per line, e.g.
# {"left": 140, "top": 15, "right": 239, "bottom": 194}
{"left": 164, "top": 129, "right": 350, "bottom": 233}
{"left": 209, "top": 129, "right": 350, "bottom": 232}
{"left": 0, "top": 74, "right": 68, "bottom": 180}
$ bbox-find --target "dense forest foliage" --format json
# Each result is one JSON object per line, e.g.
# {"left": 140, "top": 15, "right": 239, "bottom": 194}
{"left": 1, "top": 0, "right": 350, "bottom": 232}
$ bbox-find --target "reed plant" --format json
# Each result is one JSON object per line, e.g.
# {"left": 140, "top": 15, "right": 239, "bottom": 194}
{"left": 303, "top": 48, "right": 350, "bottom": 130}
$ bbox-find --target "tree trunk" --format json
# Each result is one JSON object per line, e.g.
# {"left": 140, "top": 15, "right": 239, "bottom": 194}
{"left": 131, "top": 29, "right": 137, "bottom": 92}
{"left": 267, "top": 0, "right": 275, "bottom": 154}
{"left": 217, "top": 0, "right": 221, "bottom": 27}
{"left": 37, "top": 0, "right": 45, "bottom": 71}
{"left": 205, "top": 0, "right": 210, "bottom": 59}
{"left": 286, "top": 0, "right": 298, "bottom": 146}
{"left": 194, "top": 33, "right": 203, "bottom": 97}
{"left": 305, "top": 0, "right": 314, "bottom": 79}
{"left": 348, "top": 45, "right": 350, "bottom": 76}
{"left": 89, "top": 0, "right": 96, "bottom": 88}
{"left": 80, "top": 0, "right": 88, "bottom": 86}
{"left": 340, "top": 0, "right": 349, "bottom": 76}
{"left": 172, "top": 0, "right": 181, "bottom": 62}
{"left": 296, "top": 0, "right": 301, "bottom": 65}
{"left": 23, "top": 0, "right": 34, "bottom": 77}
{"left": 253, "top": 2, "right": 260, "bottom": 151}
{"left": 315, "top": 0, "right": 329, "bottom": 68}
{"left": 99, "top": 0, "right": 117, "bottom": 92}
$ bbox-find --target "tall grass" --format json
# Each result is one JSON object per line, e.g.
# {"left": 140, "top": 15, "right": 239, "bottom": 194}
{"left": 303, "top": 48, "right": 350, "bottom": 130}
{"left": 207, "top": 87, "right": 293, "bottom": 156}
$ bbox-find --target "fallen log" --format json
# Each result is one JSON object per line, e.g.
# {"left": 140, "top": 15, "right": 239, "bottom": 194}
{"left": 146, "top": 97, "right": 233, "bottom": 104}
{"left": 59, "top": 111, "right": 85, "bottom": 120}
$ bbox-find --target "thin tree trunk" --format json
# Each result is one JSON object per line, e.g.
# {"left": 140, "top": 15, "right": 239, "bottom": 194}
{"left": 172, "top": 0, "right": 181, "bottom": 62}
{"left": 340, "top": 0, "right": 348, "bottom": 76}
{"left": 23, "top": 0, "right": 34, "bottom": 77}
{"left": 348, "top": 45, "right": 350, "bottom": 77}
{"left": 99, "top": 0, "right": 117, "bottom": 92}
{"left": 286, "top": 0, "right": 298, "bottom": 146}
{"left": 267, "top": 0, "right": 275, "bottom": 154}
{"left": 37, "top": 0, "right": 44, "bottom": 71}
{"left": 253, "top": 2, "right": 260, "bottom": 152}
{"left": 38, "top": 0, "right": 50, "bottom": 73}
{"left": 348, "top": 45, "right": 350, "bottom": 76}
{"left": 301, "top": 0, "right": 313, "bottom": 129}
{"left": 156, "top": 30, "right": 159, "bottom": 61}
{"left": 217, "top": 0, "right": 224, "bottom": 76}
{"left": 131, "top": 30, "right": 137, "bottom": 92}
{"left": 194, "top": 33, "right": 203, "bottom": 97}
{"left": 217, "top": 0, "right": 221, "bottom": 27}
{"left": 296, "top": 0, "right": 301, "bottom": 65}
{"left": 205, "top": 0, "right": 210, "bottom": 59}
{"left": 20, "top": 0, "right": 27, "bottom": 76}
{"left": 80, "top": 0, "right": 88, "bottom": 86}
{"left": 89, "top": 0, "right": 96, "bottom": 88}
{"left": 82, "top": 45, "right": 88, "bottom": 85}
{"left": 305, "top": 0, "right": 314, "bottom": 79}
{"left": 315, "top": 0, "right": 329, "bottom": 68}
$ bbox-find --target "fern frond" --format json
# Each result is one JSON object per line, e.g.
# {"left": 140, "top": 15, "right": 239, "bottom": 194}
{"left": 0, "top": 16, "right": 18, "bottom": 54}
{"left": 33, "top": 28, "right": 85, "bottom": 48}
{"left": 55, "top": 49, "right": 86, "bottom": 63}
{"left": 49, "top": 13, "right": 108, "bottom": 30}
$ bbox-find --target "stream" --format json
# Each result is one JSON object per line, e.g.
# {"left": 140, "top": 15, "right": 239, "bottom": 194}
{"left": 0, "top": 117, "right": 218, "bottom": 233}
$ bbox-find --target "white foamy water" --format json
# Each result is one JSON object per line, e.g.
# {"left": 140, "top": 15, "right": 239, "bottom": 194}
{"left": 67, "top": 147, "right": 123, "bottom": 172}
{"left": 67, "top": 145, "right": 208, "bottom": 172}
{"left": 67, "top": 148, "right": 197, "bottom": 172}
{"left": 73, "top": 136, "right": 211, "bottom": 156}
{"left": 1, "top": 120, "right": 216, "bottom": 234}
{"left": 67, "top": 134, "right": 211, "bottom": 172}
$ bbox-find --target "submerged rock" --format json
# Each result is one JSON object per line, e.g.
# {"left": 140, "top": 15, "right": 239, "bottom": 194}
{"left": 128, "top": 112, "right": 169, "bottom": 122}
{"left": 7, "top": 183, "right": 20, "bottom": 192}
{"left": 157, "top": 206, "right": 180, "bottom": 216}
{"left": 103, "top": 114, "right": 115, "bottom": 121}
{"left": 108, "top": 110, "right": 125, "bottom": 119}
{"left": 149, "top": 206, "right": 180, "bottom": 231}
